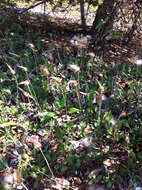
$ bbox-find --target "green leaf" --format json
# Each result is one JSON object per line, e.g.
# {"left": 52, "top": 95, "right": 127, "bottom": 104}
{"left": 88, "top": 179, "right": 94, "bottom": 185}
{"left": 54, "top": 127, "right": 63, "bottom": 140}
{"left": 88, "top": 92, "right": 94, "bottom": 105}
{"left": 45, "top": 112, "right": 56, "bottom": 118}
{"left": 2, "top": 88, "right": 11, "bottom": 95}
{"left": 61, "top": 166, "right": 68, "bottom": 172}
{"left": 95, "top": 19, "right": 105, "bottom": 30}
{"left": 75, "top": 159, "right": 81, "bottom": 168}
{"left": 69, "top": 108, "right": 80, "bottom": 114}
{"left": 40, "top": 112, "right": 56, "bottom": 122}
{"left": 0, "top": 121, "right": 20, "bottom": 127}
{"left": 137, "top": 152, "right": 142, "bottom": 160}
{"left": 98, "top": 0, "right": 103, "bottom": 4}
{"left": 107, "top": 181, "right": 113, "bottom": 188}
{"left": 0, "top": 73, "right": 8, "bottom": 79}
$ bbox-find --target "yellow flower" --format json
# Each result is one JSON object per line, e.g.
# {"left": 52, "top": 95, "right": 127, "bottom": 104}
{"left": 98, "top": 86, "right": 104, "bottom": 93}
{"left": 97, "top": 80, "right": 104, "bottom": 93}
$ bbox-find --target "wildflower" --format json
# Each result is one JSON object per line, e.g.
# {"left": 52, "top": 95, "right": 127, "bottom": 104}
{"left": 69, "top": 64, "right": 80, "bottom": 72}
{"left": 28, "top": 43, "right": 36, "bottom": 52}
{"left": 40, "top": 65, "right": 50, "bottom": 76}
{"left": 51, "top": 76, "right": 62, "bottom": 83}
{"left": 9, "top": 52, "right": 21, "bottom": 60}
{"left": 19, "top": 80, "right": 30, "bottom": 86}
{"left": 6, "top": 63, "right": 15, "bottom": 75}
{"left": 28, "top": 43, "right": 35, "bottom": 49}
{"left": 18, "top": 65, "right": 28, "bottom": 72}
{"left": 18, "top": 87, "right": 31, "bottom": 98}
{"left": 68, "top": 80, "right": 78, "bottom": 86}
{"left": 97, "top": 80, "right": 104, "bottom": 93}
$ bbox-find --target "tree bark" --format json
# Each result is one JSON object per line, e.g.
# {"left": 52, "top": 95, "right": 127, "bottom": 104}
{"left": 79, "top": 0, "right": 87, "bottom": 31}
{"left": 91, "top": 0, "right": 120, "bottom": 46}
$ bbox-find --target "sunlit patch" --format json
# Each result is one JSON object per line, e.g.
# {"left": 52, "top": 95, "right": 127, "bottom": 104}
{"left": 51, "top": 178, "right": 70, "bottom": 189}
{"left": 136, "top": 59, "right": 142, "bottom": 66}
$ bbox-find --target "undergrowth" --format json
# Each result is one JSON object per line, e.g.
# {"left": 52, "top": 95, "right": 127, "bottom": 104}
{"left": 0, "top": 5, "right": 142, "bottom": 190}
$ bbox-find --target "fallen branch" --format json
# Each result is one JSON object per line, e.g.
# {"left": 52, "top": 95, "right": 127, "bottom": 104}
{"left": 17, "top": 0, "right": 47, "bottom": 16}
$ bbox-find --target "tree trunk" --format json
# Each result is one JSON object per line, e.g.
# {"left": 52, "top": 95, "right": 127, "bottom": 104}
{"left": 44, "top": 0, "right": 47, "bottom": 15}
{"left": 91, "top": 0, "right": 120, "bottom": 46}
{"left": 79, "top": 0, "right": 87, "bottom": 31}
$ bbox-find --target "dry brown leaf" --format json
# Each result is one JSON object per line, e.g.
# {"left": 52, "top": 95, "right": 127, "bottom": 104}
{"left": 27, "top": 135, "right": 41, "bottom": 149}
{"left": 4, "top": 170, "right": 21, "bottom": 184}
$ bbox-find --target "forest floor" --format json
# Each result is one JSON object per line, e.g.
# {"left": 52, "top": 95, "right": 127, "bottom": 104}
{"left": 0, "top": 2, "right": 142, "bottom": 190}
{"left": 15, "top": 1, "right": 142, "bottom": 65}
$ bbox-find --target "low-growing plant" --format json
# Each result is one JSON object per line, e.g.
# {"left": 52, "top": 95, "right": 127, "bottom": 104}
{"left": 0, "top": 6, "right": 142, "bottom": 189}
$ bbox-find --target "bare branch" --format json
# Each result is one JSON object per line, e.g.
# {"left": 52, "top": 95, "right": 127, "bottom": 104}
{"left": 17, "top": 0, "right": 47, "bottom": 16}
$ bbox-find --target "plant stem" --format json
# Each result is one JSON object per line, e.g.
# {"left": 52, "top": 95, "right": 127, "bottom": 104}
{"left": 40, "top": 148, "right": 55, "bottom": 178}
{"left": 98, "top": 100, "right": 102, "bottom": 125}
{"left": 77, "top": 72, "right": 82, "bottom": 110}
